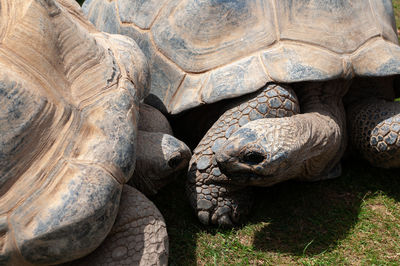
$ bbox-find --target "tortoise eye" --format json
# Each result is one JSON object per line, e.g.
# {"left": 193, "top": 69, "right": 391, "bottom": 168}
{"left": 241, "top": 151, "right": 265, "bottom": 165}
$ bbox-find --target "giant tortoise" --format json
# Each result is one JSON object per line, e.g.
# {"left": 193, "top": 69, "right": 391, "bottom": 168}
{"left": 0, "top": 0, "right": 193, "bottom": 264}
{"left": 83, "top": 0, "right": 400, "bottom": 226}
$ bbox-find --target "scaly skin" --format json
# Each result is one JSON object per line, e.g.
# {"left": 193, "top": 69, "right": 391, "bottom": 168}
{"left": 189, "top": 81, "right": 350, "bottom": 226}
{"left": 187, "top": 84, "right": 300, "bottom": 225}
{"left": 348, "top": 98, "right": 400, "bottom": 168}
{"left": 70, "top": 185, "right": 168, "bottom": 266}
{"left": 216, "top": 81, "right": 350, "bottom": 184}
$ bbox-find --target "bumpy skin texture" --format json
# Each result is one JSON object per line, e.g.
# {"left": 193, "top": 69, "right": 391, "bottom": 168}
{"left": 348, "top": 98, "right": 400, "bottom": 168}
{"left": 187, "top": 84, "right": 300, "bottom": 225}
{"left": 0, "top": 0, "right": 167, "bottom": 265}
{"left": 217, "top": 81, "right": 350, "bottom": 182}
{"left": 70, "top": 185, "right": 168, "bottom": 266}
{"left": 345, "top": 78, "right": 400, "bottom": 168}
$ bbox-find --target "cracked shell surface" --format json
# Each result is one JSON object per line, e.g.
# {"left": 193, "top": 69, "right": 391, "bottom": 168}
{"left": 84, "top": 0, "right": 400, "bottom": 114}
{"left": 0, "top": 0, "right": 150, "bottom": 264}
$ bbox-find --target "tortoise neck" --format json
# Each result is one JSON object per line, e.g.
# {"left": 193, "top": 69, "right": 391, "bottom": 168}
{"left": 297, "top": 80, "right": 350, "bottom": 112}
{"left": 295, "top": 81, "right": 350, "bottom": 179}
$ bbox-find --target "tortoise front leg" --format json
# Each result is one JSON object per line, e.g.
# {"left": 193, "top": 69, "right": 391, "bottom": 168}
{"left": 348, "top": 98, "right": 400, "bottom": 168}
{"left": 187, "top": 84, "right": 300, "bottom": 226}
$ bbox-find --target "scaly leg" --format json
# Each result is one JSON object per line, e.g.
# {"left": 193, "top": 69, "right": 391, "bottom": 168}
{"left": 187, "top": 84, "right": 300, "bottom": 226}
{"left": 348, "top": 98, "right": 400, "bottom": 168}
{"left": 71, "top": 185, "right": 168, "bottom": 266}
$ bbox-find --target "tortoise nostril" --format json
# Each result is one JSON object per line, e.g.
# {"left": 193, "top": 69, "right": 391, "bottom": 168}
{"left": 241, "top": 151, "right": 264, "bottom": 165}
{"left": 168, "top": 152, "right": 182, "bottom": 168}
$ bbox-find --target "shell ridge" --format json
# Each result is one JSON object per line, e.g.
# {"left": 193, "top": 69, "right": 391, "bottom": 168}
{"left": 368, "top": 0, "right": 387, "bottom": 40}
{"left": 167, "top": 73, "right": 186, "bottom": 110}
{"left": 0, "top": 103, "right": 78, "bottom": 214}
{"left": 51, "top": 9, "right": 106, "bottom": 90}
{"left": 0, "top": 0, "right": 32, "bottom": 44}
{"left": 270, "top": 0, "right": 280, "bottom": 42}
{"left": 151, "top": 0, "right": 276, "bottom": 73}
{"left": 198, "top": 73, "right": 210, "bottom": 105}
{"left": 149, "top": 31, "right": 187, "bottom": 73}
{"left": 341, "top": 56, "right": 354, "bottom": 80}
{"left": 67, "top": 159, "right": 125, "bottom": 184}
{"left": 0, "top": 48, "right": 68, "bottom": 103}
{"left": 76, "top": 81, "right": 119, "bottom": 110}
{"left": 146, "top": 0, "right": 172, "bottom": 30}
{"left": 4, "top": 217, "right": 28, "bottom": 266}
{"left": 258, "top": 51, "right": 273, "bottom": 82}
{"left": 114, "top": 0, "right": 145, "bottom": 31}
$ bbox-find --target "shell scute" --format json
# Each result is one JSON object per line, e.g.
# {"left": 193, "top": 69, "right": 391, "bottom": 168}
{"left": 200, "top": 55, "right": 269, "bottom": 107}
{"left": 276, "top": 0, "right": 382, "bottom": 54}
{"left": 152, "top": 0, "right": 275, "bottom": 73}
{"left": 261, "top": 43, "right": 345, "bottom": 82}
{"left": 352, "top": 40, "right": 400, "bottom": 77}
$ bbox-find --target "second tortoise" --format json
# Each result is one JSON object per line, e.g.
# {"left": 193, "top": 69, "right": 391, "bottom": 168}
{"left": 83, "top": 0, "right": 400, "bottom": 226}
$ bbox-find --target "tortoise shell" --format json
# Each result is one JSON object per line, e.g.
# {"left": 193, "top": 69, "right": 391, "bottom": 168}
{"left": 0, "top": 0, "right": 148, "bottom": 264}
{"left": 84, "top": 0, "right": 400, "bottom": 114}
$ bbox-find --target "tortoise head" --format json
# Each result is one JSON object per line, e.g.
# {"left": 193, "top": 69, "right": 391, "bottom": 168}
{"left": 215, "top": 118, "right": 307, "bottom": 186}
{"left": 131, "top": 132, "right": 191, "bottom": 195}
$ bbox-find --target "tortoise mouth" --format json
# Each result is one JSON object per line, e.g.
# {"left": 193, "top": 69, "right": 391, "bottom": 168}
{"left": 228, "top": 172, "right": 277, "bottom": 186}
{"left": 217, "top": 157, "right": 276, "bottom": 185}
{"left": 212, "top": 169, "right": 276, "bottom": 186}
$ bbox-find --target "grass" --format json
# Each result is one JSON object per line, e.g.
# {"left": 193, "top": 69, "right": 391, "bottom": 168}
{"left": 75, "top": 0, "right": 400, "bottom": 264}
{"left": 152, "top": 159, "right": 400, "bottom": 265}
{"left": 394, "top": 0, "right": 400, "bottom": 34}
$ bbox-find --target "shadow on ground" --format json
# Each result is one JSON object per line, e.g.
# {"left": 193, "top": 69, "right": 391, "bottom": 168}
{"left": 150, "top": 170, "right": 202, "bottom": 265}
{"left": 251, "top": 158, "right": 400, "bottom": 256}
{"left": 152, "top": 159, "right": 400, "bottom": 264}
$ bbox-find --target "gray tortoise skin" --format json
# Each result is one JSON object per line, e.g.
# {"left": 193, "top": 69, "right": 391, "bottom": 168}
{"left": 84, "top": 0, "right": 400, "bottom": 226}
{"left": 133, "top": 102, "right": 191, "bottom": 196}
{"left": 0, "top": 0, "right": 181, "bottom": 265}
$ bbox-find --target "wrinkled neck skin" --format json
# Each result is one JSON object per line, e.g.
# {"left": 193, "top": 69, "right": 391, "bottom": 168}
{"left": 291, "top": 80, "right": 350, "bottom": 181}
{"left": 217, "top": 80, "right": 351, "bottom": 186}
